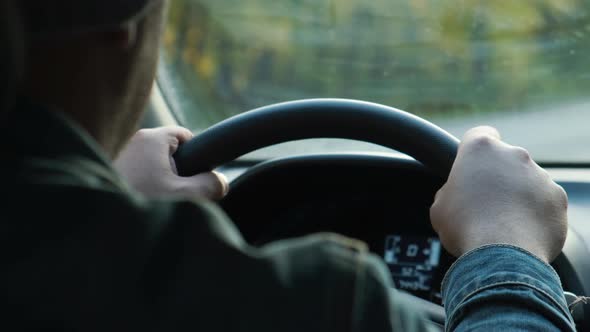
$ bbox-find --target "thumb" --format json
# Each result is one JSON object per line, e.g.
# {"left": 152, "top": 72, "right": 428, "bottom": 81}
{"left": 180, "top": 171, "right": 229, "bottom": 200}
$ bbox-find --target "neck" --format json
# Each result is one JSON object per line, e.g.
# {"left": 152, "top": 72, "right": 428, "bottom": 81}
{"left": 24, "top": 45, "right": 140, "bottom": 159}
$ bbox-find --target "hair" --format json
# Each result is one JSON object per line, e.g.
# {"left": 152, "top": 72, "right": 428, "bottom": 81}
{"left": 0, "top": 0, "right": 24, "bottom": 112}
{"left": 22, "top": 1, "right": 167, "bottom": 157}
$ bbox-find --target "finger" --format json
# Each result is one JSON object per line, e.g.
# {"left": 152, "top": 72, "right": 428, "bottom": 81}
{"left": 182, "top": 171, "right": 229, "bottom": 200}
{"left": 213, "top": 171, "right": 230, "bottom": 197}
{"left": 158, "top": 126, "right": 194, "bottom": 144}
{"left": 158, "top": 126, "right": 193, "bottom": 155}
{"left": 175, "top": 127, "right": 194, "bottom": 144}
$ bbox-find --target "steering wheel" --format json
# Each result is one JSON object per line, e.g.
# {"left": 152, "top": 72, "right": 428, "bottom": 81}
{"left": 173, "top": 98, "right": 459, "bottom": 326}
{"left": 174, "top": 99, "right": 459, "bottom": 177}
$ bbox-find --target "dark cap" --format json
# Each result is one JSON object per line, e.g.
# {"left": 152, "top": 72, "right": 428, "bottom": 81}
{"left": 21, "top": 0, "right": 160, "bottom": 38}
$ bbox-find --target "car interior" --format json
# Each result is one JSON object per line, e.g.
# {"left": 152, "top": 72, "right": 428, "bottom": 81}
{"left": 150, "top": 1, "right": 590, "bottom": 330}
{"left": 146, "top": 85, "right": 590, "bottom": 331}
{"left": 5, "top": 0, "right": 590, "bottom": 330}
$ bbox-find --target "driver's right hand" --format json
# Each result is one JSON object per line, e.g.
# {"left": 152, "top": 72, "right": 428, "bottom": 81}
{"left": 114, "top": 126, "right": 229, "bottom": 201}
{"left": 430, "top": 126, "right": 568, "bottom": 263}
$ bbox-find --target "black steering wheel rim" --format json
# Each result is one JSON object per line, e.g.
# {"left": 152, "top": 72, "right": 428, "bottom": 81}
{"left": 173, "top": 98, "right": 455, "bottom": 325}
{"left": 174, "top": 99, "right": 459, "bottom": 179}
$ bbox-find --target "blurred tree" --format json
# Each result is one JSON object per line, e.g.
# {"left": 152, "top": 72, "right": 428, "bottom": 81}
{"left": 161, "top": 0, "right": 590, "bottom": 129}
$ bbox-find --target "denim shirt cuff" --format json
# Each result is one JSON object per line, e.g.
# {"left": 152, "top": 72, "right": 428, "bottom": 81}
{"left": 441, "top": 244, "right": 570, "bottom": 324}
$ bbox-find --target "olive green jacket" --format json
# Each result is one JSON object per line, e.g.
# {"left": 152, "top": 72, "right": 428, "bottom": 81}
{"left": 1, "top": 104, "right": 434, "bottom": 331}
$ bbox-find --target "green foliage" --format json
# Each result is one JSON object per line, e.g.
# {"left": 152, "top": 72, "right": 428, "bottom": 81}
{"left": 161, "top": 0, "right": 590, "bottom": 129}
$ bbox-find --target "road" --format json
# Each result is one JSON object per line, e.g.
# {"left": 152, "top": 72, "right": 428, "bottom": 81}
{"left": 245, "top": 100, "right": 590, "bottom": 163}
{"left": 434, "top": 100, "right": 590, "bottom": 163}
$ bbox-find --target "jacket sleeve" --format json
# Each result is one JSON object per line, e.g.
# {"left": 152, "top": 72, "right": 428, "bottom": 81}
{"left": 258, "top": 232, "right": 439, "bottom": 332}
{"left": 442, "top": 245, "right": 576, "bottom": 331}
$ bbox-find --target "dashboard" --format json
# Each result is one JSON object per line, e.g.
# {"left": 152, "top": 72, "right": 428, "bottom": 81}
{"left": 221, "top": 154, "right": 456, "bottom": 303}
{"left": 384, "top": 234, "right": 445, "bottom": 303}
{"left": 219, "top": 153, "right": 590, "bottom": 325}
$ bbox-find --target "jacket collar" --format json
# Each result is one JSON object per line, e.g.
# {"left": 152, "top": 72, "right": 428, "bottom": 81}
{"left": 4, "top": 99, "right": 129, "bottom": 191}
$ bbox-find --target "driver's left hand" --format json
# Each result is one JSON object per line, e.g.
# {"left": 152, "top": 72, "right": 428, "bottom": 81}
{"left": 114, "top": 126, "right": 229, "bottom": 200}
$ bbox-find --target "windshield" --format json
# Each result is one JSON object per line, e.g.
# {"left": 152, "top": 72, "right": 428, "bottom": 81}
{"left": 160, "top": 0, "right": 590, "bottom": 162}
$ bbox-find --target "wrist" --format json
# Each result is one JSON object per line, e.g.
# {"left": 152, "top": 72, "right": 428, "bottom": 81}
{"left": 456, "top": 228, "right": 556, "bottom": 264}
{"left": 456, "top": 243, "right": 552, "bottom": 265}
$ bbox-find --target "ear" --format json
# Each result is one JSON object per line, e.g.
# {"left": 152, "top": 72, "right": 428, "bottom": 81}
{"left": 103, "top": 23, "right": 138, "bottom": 51}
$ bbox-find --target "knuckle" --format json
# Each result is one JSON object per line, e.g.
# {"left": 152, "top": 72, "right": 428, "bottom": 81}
{"left": 180, "top": 127, "right": 193, "bottom": 136}
{"left": 134, "top": 128, "right": 152, "bottom": 140}
{"left": 168, "top": 136, "right": 180, "bottom": 149}
{"left": 162, "top": 126, "right": 182, "bottom": 136}
{"left": 434, "top": 187, "right": 443, "bottom": 200}
{"left": 464, "top": 134, "right": 496, "bottom": 150}
{"left": 555, "top": 184, "right": 569, "bottom": 207}
{"left": 513, "top": 147, "right": 531, "bottom": 162}
{"left": 429, "top": 204, "right": 441, "bottom": 227}
{"left": 472, "top": 135, "right": 494, "bottom": 146}
{"left": 164, "top": 126, "right": 193, "bottom": 143}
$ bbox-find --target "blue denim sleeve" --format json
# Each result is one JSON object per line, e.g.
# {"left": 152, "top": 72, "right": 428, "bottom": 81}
{"left": 442, "top": 244, "right": 576, "bottom": 331}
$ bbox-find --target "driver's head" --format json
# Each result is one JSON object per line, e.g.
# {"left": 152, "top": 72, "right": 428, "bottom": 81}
{"left": 19, "top": 0, "right": 168, "bottom": 157}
